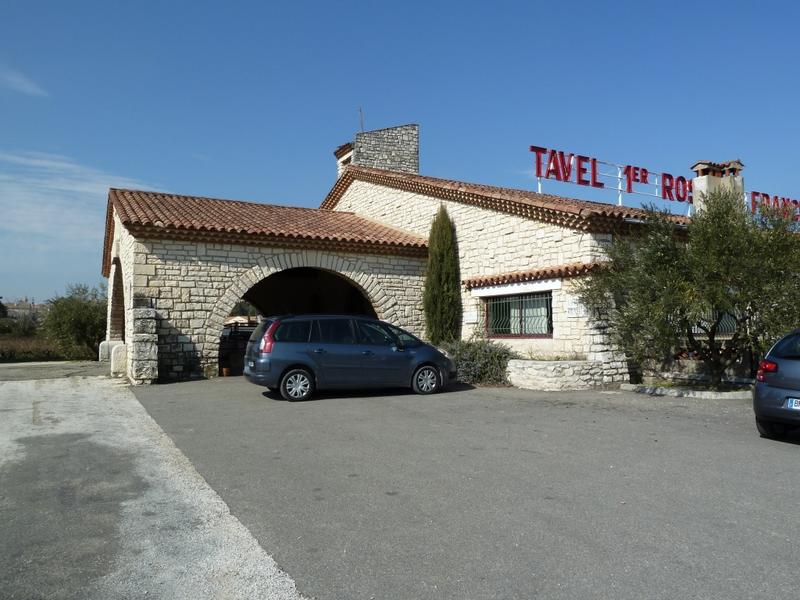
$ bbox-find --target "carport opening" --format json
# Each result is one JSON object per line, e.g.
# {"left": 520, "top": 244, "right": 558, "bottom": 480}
{"left": 109, "top": 258, "right": 126, "bottom": 341}
{"left": 218, "top": 267, "right": 377, "bottom": 375}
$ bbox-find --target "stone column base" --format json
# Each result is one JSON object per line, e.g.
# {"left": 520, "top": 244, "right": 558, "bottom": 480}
{"left": 99, "top": 339, "right": 125, "bottom": 362}
{"left": 110, "top": 344, "right": 127, "bottom": 377}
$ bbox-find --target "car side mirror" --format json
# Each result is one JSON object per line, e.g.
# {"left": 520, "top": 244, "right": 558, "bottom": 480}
{"left": 392, "top": 342, "right": 405, "bottom": 352}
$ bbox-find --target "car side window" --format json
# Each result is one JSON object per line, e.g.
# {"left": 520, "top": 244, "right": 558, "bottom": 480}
{"left": 314, "top": 319, "right": 357, "bottom": 344}
{"left": 273, "top": 320, "right": 311, "bottom": 343}
{"left": 772, "top": 333, "right": 800, "bottom": 360}
{"left": 386, "top": 323, "right": 421, "bottom": 347}
{"left": 356, "top": 321, "right": 396, "bottom": 346}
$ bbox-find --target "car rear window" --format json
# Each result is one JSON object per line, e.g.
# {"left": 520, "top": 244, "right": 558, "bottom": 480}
{"left": 771, "top": 333, "right": 800, "bottom": 360}
{"left": 274, "top": 320, "right": 311, "bottom": 343}
{"left": 248, "top": 319, "right": 273, "bottom": 343}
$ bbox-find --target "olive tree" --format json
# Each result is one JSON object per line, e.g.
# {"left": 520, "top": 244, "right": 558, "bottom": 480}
{"left": 579, "top": 188, "right": 800, "bottom": 388}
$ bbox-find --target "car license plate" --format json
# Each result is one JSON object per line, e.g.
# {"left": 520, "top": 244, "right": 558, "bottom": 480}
{"left": 787, "top": 398, "right": 800, "bottom": 410}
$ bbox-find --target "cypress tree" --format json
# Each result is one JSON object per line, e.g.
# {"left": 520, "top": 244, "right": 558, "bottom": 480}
{"left": 423, "top": 205, "right": 462, "bottom": 345}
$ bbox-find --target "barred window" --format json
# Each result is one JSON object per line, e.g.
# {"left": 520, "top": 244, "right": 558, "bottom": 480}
{"left": 486, "top": 292, "right": 553, "bottom": 337}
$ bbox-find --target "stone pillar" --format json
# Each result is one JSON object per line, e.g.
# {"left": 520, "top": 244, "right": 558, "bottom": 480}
{"left": 587, "top": 318, "right": 629, "bottom": 384}
{"left": 128, "top": 307, "right": 158, "bottom": 384}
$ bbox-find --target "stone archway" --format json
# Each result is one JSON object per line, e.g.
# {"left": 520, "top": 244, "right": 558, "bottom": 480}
{"left": 199, "top": 252, "right": 400, "bottom": 376}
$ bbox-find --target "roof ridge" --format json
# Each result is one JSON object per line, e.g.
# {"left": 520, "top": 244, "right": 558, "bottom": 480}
{"left": 321, "top": 165, "right": 690, "bottom": 231}
{"left": 111, "top": 188, "right": 357, "bottom": 216}
{"left": 343, "top": 165, "right": 634, "bottom": 213}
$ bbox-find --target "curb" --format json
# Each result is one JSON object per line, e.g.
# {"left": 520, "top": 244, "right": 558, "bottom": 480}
{"left": 619, "top": 383, "right": 752, "bottom": 400}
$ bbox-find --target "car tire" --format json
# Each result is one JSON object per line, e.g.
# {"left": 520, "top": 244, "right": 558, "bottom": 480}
{"left": 280, "top": 368, "right": 315, "bottom": 402}
{"left": 412, "top": 365, "right": 440, "bottom": 395}
{"left": 756, "top": 418, "right": 785, "bottom": 440}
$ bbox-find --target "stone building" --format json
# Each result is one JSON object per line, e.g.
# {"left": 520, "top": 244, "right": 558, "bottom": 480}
{"left": 101, "top": 124, "right": 700, "bottom": 387}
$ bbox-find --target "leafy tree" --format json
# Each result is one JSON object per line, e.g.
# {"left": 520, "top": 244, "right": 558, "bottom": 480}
{"left": 0, "top": 300, "right": 7, "bottom": 319}
{"left": 423, "top": 206, "right": 462, "bottom": 345}
{"left": 230, "top": 299, "right": 259, "bottom": 317}
{"left": 579, "top": 189, "right": 800, "bottom": 388}
{"left": 43, "top": 283, "right": 107, "bottom": 359}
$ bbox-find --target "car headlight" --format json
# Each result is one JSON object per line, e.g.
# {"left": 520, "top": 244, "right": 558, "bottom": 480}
{"left": 437, "top": 348, "right": 451, "bottom": 359}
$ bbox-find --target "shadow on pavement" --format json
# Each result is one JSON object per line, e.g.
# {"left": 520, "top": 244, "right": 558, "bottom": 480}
{"left": 262, "top": 380, "right": 476, "bottom": 402}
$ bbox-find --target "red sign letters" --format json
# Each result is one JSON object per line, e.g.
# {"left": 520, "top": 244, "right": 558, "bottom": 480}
{"left": 750, "top": 191, "right": 800, "bottom": 220}
{"left": 530, "top": 145, "right": 693, "bottom": 204}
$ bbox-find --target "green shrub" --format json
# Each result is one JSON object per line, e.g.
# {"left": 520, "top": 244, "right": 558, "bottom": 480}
{"left": 441, "top": 339, "right": 518, "bottom": 385}
{"left": 43, "top": 284, "right": 106, "bottom": 360}
{"left": 0, "top": 315, "right": 39, "bottom": 337}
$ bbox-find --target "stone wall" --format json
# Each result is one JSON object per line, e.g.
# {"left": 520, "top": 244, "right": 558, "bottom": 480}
{"left": 353, "top": 125, "right": 419, "bottom": 174}
{"left": 333, "top": 179, "right": 611, "bottom": 358}
{"left": 507, "top": 357, "right": 629, "bottom": 391}
{"left": 120, "top": 229, "right": 426, "bottom": 381}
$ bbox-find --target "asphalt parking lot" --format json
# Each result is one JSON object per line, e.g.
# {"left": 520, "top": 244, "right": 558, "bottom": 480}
{"left": 135, "top": 378, "right": 800, "bottom": 600}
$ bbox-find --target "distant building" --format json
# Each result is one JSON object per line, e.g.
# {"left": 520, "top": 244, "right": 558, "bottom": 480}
{"left": 4, "top": 298, "right": 48, "bottom": 321}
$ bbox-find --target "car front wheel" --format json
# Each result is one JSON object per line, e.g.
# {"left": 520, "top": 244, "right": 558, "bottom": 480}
{"left": 412, "top": 365, "right": 440, "bottom": 395}
{"left": 280, "top": 368, "right": 315, "bottom": 401}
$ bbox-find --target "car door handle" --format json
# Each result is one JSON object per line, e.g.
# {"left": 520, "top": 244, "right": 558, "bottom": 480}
{"left": 312, "top": 348, "right": 325, "bottom": 354}
{"left": 362, "top": 350, "right": 374, "bottom": 356}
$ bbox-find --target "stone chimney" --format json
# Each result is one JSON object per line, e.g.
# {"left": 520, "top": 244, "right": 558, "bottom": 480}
{"left": 334, "top": 124, "right": 419, "bottom": 177}
{"left": 691, "top": 159, "right": 744, "bottom": 212}
{"left": 334, "top": 142, "right": 354, "bottom": 178}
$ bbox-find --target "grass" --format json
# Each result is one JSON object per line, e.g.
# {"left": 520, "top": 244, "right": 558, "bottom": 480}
{"left": 0, "top": 336, "right": 66, "bottom": 362}
{"left": 644, "top": 377, "right": 752, "bottom": 392}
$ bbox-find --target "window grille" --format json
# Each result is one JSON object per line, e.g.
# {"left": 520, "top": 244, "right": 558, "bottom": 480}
{"left": 691, "top": 311, "right": 738, "bottom": 338}
{"left": 486, "top": 292, "right": 553, "bottom": 337}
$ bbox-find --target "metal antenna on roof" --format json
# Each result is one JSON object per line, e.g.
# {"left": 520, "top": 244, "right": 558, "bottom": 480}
{"left": 359, "top": 107, "right": 365, "bottom": 132}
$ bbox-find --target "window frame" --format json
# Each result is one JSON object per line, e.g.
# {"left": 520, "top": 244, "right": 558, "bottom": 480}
{"left": 484, "top": 291, "right": 554, "bottom": 339}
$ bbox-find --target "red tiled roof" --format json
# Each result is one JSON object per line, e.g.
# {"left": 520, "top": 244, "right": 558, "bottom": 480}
{"left": 463, "top": 262, "right": 602, "bottom": 290}
{"left": 321, "top": 165, "right": 690, "bottom": 232}
{"left": 102, "top": 188, "right": 427, "bottom": 277}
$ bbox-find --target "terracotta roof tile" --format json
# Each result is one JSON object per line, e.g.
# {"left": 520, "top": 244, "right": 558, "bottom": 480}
{"left": 463, "top": 262, "right": 602, "bottom": 290}
{"left": 102, "top": 188, "right": 427, "bottom": 276}
{"left": 321, "top": 165, "right": 690, "bottom": 232}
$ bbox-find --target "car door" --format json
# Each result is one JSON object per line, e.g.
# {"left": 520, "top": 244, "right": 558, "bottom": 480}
{"left": 355, "top": 320, "right": 413, "bottom": 387}
{"left": 309, "top": 318, "right": 363, "bottom": 388}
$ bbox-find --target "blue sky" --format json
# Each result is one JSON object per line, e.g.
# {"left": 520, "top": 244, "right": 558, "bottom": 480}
{"left": 2, "top": 0, "right": 798, "bottom": 301}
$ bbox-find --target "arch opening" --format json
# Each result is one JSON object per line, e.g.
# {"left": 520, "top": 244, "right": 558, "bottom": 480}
{"left": 218, "top": 267, "right": 378, "bottom": 376}
{"left": 108, "top": 258, "right": 126, "bottom": 341}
